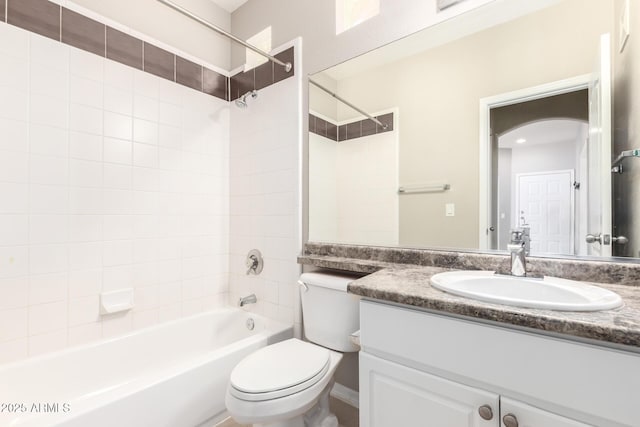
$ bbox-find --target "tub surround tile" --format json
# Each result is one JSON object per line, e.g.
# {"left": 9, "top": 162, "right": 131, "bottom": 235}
{"left": 273, "top": 47, "right": 294, "bottom": 84}
{"left": 143, "top": 43, "right": 175, "bottom": 82}
{"left": 315, "top": 117, "right": 328, "bottom": 138}
{"left": 361, "top": 118, "right": 376, "bottom": 137}
{"left": 176, "top": 56, "right": 202, "bottom": 91}
{"left": 254, "top": 60, "right": 274, "bottom": 90}
{"left": 308, "top": 114, "right": 316, "bottom": 134}
{"left": 8, "top": 0, "right": 60, "bottom": 41}
{"left": 2, "top": 0, "right": 294, "bottom": 103}
{"left": 106, "top": 27, "right": 143, "bottom": 70}
{"left": 203, "top": 67, "right": 228, "bottom": 101}
{"left": 376, "top": 112, "right": 394, "bottom": 132}
{"left": 338, "top": 124, "right": 347, "bottom": 141}
{"left": 230, "top": 69, "right": 255, "bottom": 101}
{"left": 347, "top": 266, "right": 640, "bottom": 349}
{"left": 326, "top": 122, "right": 338, "bottom": 141}
{"left": 310, "top": 113, "right": 394, "bottom": 142}
{"left": 61, "top": 8, "right": 105, "bottom": 57}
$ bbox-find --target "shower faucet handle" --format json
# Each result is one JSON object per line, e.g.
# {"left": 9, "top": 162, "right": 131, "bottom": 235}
{"left": 245, "top": 249, "right": 263, "bottom": 275}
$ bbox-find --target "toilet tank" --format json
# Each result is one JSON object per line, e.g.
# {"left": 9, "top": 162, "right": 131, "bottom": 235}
{"left": 299, "top": 272, "right": 360, "bottom": 352}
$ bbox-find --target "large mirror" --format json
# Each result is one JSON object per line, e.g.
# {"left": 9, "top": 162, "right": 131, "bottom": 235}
{"left": 308, "top": 0, "right": 639, "bottom": 259}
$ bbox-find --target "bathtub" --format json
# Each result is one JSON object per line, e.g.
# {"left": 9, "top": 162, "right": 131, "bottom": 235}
{"left": 0, "top": 308, "right": 292, "bottom": 427}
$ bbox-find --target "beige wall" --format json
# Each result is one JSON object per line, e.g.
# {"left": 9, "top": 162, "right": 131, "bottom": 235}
{"left": 69, "top": 0, "right": 231, "bottom": 69}
{"left": 231, "top": 0, "right": 498, "bottom": 75}
{"left": 327, "top": 0, "right": 613, "bottom": 249}
{"left": 613, "top": 0, "right": 640, "bottom": 257}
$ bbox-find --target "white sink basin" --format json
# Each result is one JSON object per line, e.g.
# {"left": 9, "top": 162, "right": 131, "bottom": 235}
{"left": 430, "top": 271, "right": 622, "bottom": 312}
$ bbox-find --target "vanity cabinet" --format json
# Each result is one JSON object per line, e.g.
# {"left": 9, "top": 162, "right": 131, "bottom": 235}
{"left": 361, "top": 353, "right": 590, "bottom": 427}
{"left": 359, "top": 300, "right": 640, "bottom": 427}
{"left": 360, "top": 352, "right": 500, "bottom": 426}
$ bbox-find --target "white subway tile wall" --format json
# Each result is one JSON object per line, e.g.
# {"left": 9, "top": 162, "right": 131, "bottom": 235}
{"left": 0, "top": 22, "right": 230, "bottom": 364}
{"left": 229, "top": 42, "right": 301, "bottom": 333}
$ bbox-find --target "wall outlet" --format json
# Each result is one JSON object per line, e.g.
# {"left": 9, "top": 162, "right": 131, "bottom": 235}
{"left": 445, "top": 203, "right": 455, "bottom": 217}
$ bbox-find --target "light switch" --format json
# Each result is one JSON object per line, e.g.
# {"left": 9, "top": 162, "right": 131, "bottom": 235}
{"left": 445, "top": 203, "right": 455, "bottom": 217}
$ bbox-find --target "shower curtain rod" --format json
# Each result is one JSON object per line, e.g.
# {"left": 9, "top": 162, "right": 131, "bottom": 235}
{"left": 156, "top": 0, "right": 292, "bottom": 72}
{"left": 309, "top": 79, "right": 388, "bottom": 130}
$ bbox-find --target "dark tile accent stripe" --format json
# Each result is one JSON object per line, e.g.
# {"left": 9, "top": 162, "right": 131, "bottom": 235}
{"left": 254, "top": 61, "right": 274, "bottom": 90}
{"left": 273, "top": 47, "right": 294, "bottom": 84}
{"left": 8, "top": 0, "right": 60, "bottom": 41}
{"left": 338, "top": 125, "right": 347, "bottom": 141}
{"left": 3, "top": 0, "right": 294, "bottom": 102}
{"left": 346, "top": 121, "right": 361, "bottom": 140}
{"left": 106, "top": 27, "right": 143, "bottom": 70}
{"left": 62, "top": 8, "right": 105, "bottom": 57}
{"left": 310, "top": 113, "right": 394, "bottom": 142}
{"left": 316, "top": 117, "right": 327, "bottom": 138}
{"left": 309, "top": 115, "right": 316, "bottom": 134}
{"left": 361, "top": 119, "right": 376, "bottom": 137}
{"left": 176, "top": 56, "right": 202, "bottom": 91}
{"left": 326, "top": 122, "right": 337, "bottom": 141}
{"left": 203, "top": 68, "right": 227, "bottom": 101}
{"left": 230, "top": 69, "right": 255, "bottom": 101}
{"left": 144, "top": 42, "right": 175, "bottom": 81}
{"left": 377, "top": 113, "right": 394, "bottom": 132}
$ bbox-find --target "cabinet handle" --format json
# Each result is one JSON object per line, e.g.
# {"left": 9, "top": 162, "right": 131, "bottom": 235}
{"left": 478, "top": 404, "right": 493, "bottom": 420}
{"left": 503, "top": 413, "right": 519, "bottom": 427}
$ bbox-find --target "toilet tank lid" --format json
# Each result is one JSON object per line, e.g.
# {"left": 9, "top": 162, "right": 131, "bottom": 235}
{"left": 299, "top": 272, "right": 359, "bottom": 292}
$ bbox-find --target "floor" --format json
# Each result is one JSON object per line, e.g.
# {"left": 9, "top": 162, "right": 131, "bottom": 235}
{"left": 217, "top": 397, "right": 359, "bottom": 427}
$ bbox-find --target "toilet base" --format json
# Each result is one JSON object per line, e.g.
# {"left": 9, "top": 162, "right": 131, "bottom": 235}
{"left": 251, "top": 382, "right": 338, "bottom": 427}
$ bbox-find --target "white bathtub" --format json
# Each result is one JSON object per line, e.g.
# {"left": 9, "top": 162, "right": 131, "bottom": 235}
{"left": 0, "top": 308, "right": 292, "bottom": 427}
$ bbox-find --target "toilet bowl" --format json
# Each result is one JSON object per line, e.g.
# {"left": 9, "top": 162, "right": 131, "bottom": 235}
{"left": 225, "top": 339, "right": 342, "bottom": 426}
{"left": 225, "top": 272, "right": 360, "bottom": 427}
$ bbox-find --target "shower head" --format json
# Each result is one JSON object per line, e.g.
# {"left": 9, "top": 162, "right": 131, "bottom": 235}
{"left": 235, "top": 90, "right": 258, "bottom": 108}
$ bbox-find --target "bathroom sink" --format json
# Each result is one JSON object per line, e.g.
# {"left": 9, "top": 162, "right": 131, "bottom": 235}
{"left": 430, "top": 271, "right": 622, "bottom": 312}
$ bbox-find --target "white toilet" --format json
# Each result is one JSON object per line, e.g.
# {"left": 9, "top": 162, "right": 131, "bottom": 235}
{"left": 225, "top": 272, "right": 360, "bottom": 427}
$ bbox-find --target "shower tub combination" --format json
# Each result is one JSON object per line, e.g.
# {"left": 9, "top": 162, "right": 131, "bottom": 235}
{"left": 0, "top": 308, "right": 292, "bottom": 427}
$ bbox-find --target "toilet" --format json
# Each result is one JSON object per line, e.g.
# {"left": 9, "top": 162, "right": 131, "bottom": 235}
{"left": 225, "top": 272, "right": 360, "bottom": 427}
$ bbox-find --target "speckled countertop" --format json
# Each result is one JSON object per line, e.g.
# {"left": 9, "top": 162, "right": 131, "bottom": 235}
{"left": 347, "top": 266, "right": 640, "bottom": 349}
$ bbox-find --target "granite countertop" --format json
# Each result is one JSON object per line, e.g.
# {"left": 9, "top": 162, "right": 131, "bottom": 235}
{"left": 347, "top": 266, "right": 640, "bottom": 349}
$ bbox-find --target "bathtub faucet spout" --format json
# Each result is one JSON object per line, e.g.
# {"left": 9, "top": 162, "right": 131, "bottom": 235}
{"left": 239, "top": 294, "right": 257, "bottom": 307}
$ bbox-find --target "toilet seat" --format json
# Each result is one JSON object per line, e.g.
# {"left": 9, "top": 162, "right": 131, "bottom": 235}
{"left": 229, "top": 339, "right": 330, "bottom": 402}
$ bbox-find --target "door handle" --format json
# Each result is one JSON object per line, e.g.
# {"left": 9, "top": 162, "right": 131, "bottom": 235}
{"left": 612, "top": 235, "right": 629, "bottom": 245}
{"left": 586, "top": 233, "right": 611, "bottom": 245}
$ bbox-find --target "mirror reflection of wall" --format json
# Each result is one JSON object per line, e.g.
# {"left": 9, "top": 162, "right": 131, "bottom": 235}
{"left": 308, "top": 0, "right": 633, "bottom": 258}
{"left": 309, "top": 76, "right": 399, "bottom": 246}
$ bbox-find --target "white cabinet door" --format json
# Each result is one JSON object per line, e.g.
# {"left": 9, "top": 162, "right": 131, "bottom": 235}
{"left": 500, "top": 397, "right": 593, "bottom": 427}
{"left": 360, "top": 352, "right": 500, "bottom": 427}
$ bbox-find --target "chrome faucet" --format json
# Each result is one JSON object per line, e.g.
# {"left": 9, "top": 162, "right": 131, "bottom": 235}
{"left": 507, "top": 227, "right": 530, "bottom": 277}
{"left": 238, "top": 294, "right": 257, "bottom": 307}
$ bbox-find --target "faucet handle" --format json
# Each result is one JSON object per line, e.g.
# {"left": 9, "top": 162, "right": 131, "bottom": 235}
{"left": 510, "top": 229, "right": 524, "bottom": 244}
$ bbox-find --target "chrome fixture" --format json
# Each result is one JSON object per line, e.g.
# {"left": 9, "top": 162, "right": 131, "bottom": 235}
{"left": 235, "top": 90, "right": 258, "bottom": 108}
{"left": 309, "top": 79, "right": 388, "bottom": 130}
{"left": 156, "top": 0, "right": 292, "bottom": 73}
{"left": 246, "top": 249, "right": 264, "bottom": 275}
{"left": 398, "top": 183, "right": 450, "bottom": 194}
{"left": 246, "top": 317, "right": 255, "bottom": 330}
{"left": 239, "top": 294, "right": 257, "bottom": 307}
{"left": 507, "top": 227, "right": 530, "bottom": 277}
{"left": 586, "top": 233, "right": 628, "bottom": 245}
{"left": 611, "top": 148, "right": 640, "bottom": 174}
